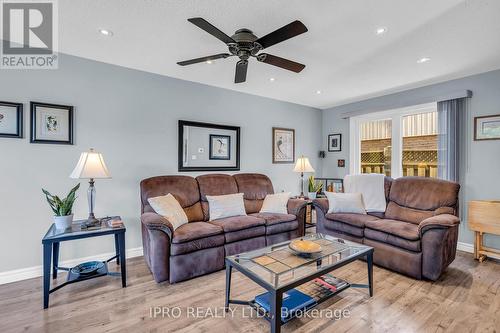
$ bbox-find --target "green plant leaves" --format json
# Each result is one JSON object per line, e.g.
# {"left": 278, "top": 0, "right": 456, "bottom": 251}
{"left": 42, "top": 183, "right": 80, "bottom": 216}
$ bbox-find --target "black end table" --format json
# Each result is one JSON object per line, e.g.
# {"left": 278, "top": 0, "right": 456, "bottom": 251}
{"left": 42, "top": 220, "right": 126, "bottom": 309}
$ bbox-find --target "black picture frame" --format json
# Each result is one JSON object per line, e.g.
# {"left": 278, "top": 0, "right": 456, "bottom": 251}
{"left": 209, "top": 134, "right": 231, "bottom": 160}
{"left": 328, "top": 133, "right": 342, "bottom": 152}
{"left": 178, "top": 120, "right": 240, "bottom": 172}
{"left": 30, "top": 102, "right": 74, "bottom": 145}
{"left": 0, "top": 101, "right": 23, "bottom": 138}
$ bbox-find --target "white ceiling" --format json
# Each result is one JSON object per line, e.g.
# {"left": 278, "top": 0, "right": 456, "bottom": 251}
{"left": 59, "top": 0, "right": 500, "bottom": 109}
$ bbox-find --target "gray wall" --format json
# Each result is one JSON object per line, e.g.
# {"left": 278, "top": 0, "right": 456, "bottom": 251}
{"left": 0, "top": 54, "right": 322, "bottom": 272}
{"left": 321, "top": 69, "right": 500, "bottom": 247}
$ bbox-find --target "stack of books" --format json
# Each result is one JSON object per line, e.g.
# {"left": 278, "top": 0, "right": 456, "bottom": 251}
{"left": 254, "top": 289, "right": 317, "bottom": 323}
{"left": 103, "top": 216, "right": 123, "bottom": 228}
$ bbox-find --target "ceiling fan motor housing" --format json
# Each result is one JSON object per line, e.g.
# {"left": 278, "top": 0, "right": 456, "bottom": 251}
{"left": 230, "top": 28, "right": 261, "bottom": 60}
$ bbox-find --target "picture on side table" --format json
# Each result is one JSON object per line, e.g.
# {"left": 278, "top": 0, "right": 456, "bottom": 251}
{"left": 474, "top": 114, "right": 500, "bottom": 141}
{"left": 31, "top": 102, "right": 74, "bottom": 145}
{"left": 0, "top": 101, "right": 23, "bottom": 138}
{"left": 272, "top": 127, "right": 295, "bottom": 164}
{"left": 328, "top": 133, "right": 342, "bottom": 152}
{"left": 209, "top": 134, "right": 231, "bottom": 160}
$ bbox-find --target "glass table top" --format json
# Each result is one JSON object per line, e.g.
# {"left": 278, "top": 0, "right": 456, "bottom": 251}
{"left": 42, "top": 218, "right": 125, "bottom": 242}
{"left": 226, "top": 233, "right": 371, "bottom": 289}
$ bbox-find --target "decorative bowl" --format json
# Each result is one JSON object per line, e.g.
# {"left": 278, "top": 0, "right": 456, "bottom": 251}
{"left": 71, "top": 261, "right": 104, "bottom": 276}
{"left": 289, "top": 239, "right": 322, "bottom": 257}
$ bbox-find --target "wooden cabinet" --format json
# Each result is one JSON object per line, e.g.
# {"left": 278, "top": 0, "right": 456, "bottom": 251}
{"left": 468, "top": 200, "right": 500, "bottom": 262}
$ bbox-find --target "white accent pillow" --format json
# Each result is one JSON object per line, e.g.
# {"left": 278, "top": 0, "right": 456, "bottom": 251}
{"left": 325, "top": 192, "right": 367, "bottom": 214}
{"left": 260, "top": 192, "right": 291, "bottom": 214}
{"left": 206, "top": 193, "right": 247, "bottom": 221}
{"left": 344, "top": 174, "right": 386, "bottom": 212}
{"left": 148, "top": 193, "right": 189, "bottom": 230}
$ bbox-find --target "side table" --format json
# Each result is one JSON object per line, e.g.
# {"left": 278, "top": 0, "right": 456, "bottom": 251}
{"left": 42, "top": 220, "right": 126, "bottom": 308}
{"left": 468, "top": 200, "right": 500, "bottom": 262}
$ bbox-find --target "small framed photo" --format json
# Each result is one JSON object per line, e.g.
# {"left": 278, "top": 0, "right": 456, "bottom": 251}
{"left": 338, "top": 159, "right": 345, "bottom": 168}
{"left": 31, "top": 102, "right": 74, "bottom": 145}
{"left": 474, "top": 114, "right": 500, "bottom": 141}
{"left": 328, "top": 133, "right": 342, "bottom": 152}
{"left": 272, "top": 127, "right": 295, "bottom": 164}
{"left": 209, "top": 134, "right": 231, "bottom": 160}
{"left": 0, "top": 101, "right": 23, "bottom": 138}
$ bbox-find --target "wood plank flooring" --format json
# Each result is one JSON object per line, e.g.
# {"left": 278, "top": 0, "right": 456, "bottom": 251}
{"left": 0, "top": 251, "right": 499, "bottom": 333}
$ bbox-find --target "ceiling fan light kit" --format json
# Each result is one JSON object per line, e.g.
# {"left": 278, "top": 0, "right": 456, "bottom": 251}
{"left": 177, "top": 18, "right": 308, "bottom": 83}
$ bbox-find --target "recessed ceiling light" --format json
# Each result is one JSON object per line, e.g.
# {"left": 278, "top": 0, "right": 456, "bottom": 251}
{"left": 376, "top": 27, "right": 387, "bottom": 35}
{"left": 417, "top": 57, "right": 431, "bottom": 64}
{"left": 206, "top": 60, "right": 213, "bottom": 64}
{"left": 316, "top": 90, "right": 322, "bottom": 95}
{"left": 99, "top": 29, "right": 113, "bottom": 36}
{"left": 269, "top": 77, "right": 275, "bottom": 82}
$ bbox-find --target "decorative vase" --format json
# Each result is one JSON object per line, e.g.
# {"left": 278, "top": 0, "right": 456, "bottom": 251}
{"left": 308, "top": 192, "right": 317, "bottom": 200}
{"left": 54, "top": 214, "right": 74, "bottom": 230}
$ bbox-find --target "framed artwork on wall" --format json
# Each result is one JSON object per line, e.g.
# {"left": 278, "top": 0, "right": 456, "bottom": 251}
{"left": 328, "top": 133, "right": 342, "bottom": 152}
{"left": 30, "top": 102, "right": 74, "bottom": 145}
{"left": 474, "top": 114, "right": 500, "bottom": 141}
{"left": 209, "top": 134, "right": 231, "bottom": 160}
{"left": 0, "top": 101, "right": 23, "bottom": 138}
{"left": 272, "top": 127, "right": 295, "bottom": 164}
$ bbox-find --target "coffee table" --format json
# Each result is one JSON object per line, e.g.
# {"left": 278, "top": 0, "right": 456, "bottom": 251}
{"left": 225, "top": 233, "right": 373, "bottom": 333}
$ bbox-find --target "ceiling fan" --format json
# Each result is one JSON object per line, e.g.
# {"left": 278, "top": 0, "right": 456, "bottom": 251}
{"left": 177, "top": 18, "right": 308, "bottom": 83}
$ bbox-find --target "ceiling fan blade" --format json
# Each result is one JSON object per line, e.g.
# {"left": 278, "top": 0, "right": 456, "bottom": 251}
{"left": 177, "top": 53, "right": 230, "bottom": 66}
{"left": 234, "top": 60, "right": 248, "bottom": 83}
{"left": 255, "top": 20, "right": 307, "bottom": 49}
{"left": 187, "top": 17, "right": 236, "bottom": 44}
{"left": 257, "top": 53, "right": 305, "bottom": 73}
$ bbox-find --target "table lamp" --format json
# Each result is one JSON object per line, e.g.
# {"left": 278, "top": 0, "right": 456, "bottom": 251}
{"left": 70, "top": 148, "right": 111, "bottom": 226}
{"left": 293, "top": 155, "right": 315, "bottom": 197}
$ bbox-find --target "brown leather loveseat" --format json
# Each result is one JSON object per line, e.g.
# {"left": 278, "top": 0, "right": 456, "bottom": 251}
{"left": 140, "top": 173, "right": 306, "bottom": 283}
{"left": 314, "top": 177, "right": 460, "bottom": 280}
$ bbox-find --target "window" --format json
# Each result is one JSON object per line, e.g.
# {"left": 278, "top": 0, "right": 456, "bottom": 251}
{"left": 350, "top": 103, "right": 440, "bottom": 179}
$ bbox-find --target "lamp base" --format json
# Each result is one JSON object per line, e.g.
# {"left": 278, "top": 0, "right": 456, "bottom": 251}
{"left": 83, "top": 215, "right": 100, "bottom": 228}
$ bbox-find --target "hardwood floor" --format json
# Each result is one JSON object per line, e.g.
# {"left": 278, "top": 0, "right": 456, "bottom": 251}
{"left": 0, "top": 251, "right": 499, "bottom": 333}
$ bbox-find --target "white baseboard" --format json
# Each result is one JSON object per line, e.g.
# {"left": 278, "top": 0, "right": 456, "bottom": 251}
{"left": 457, "top": 242, "right": 474, "bottom": 253}
{"left": 0, "top": 247, "right": 143, "bottom": 285}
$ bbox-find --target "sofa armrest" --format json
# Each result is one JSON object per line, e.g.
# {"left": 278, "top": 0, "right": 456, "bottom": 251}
{"left": 141, "top": 212, "right": 174, "bottom": 239}
{"left": 312, "top": 198, "right": 329, "bottom": 214}
{"left": 418, "top": 214, "right": 460, "bottom": 236}
{"left": 287, "top": 198, "right": 307, "bottom": 216}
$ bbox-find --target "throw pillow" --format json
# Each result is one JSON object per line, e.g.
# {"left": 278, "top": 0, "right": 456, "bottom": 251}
{"left": 148, "top": 193, "right": 189, "bottom": 230}
{"left": 259, "top": 192, "right": 291, "bottom": 214}
{"left": 206, "top": 193, "right": 247, "bottom": 220}
{"left": 325, "top": 192, "right": 367, "bottom": 214}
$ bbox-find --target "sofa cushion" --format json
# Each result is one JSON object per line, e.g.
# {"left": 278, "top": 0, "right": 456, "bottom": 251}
{"left": 364, "top": 228, "right": 421, "bottom": 252}
{"left": 250, "top": 212, "right": 296, "bottom": 225}
{"left": 323, "top": 219, "right": 364, "bottom": 238}
{"left": 171, "top": 222, "right": 223, "bottom": 244}
{"left": 325, "top": 213, "right": 379, "bottom": 228}
{"left": 234, "top": 173, "right": 274, "bottom": 213}
{"left": 208, "top": 215, "right": 266, "bottom": 232}
{"left": 365, "top": 219, "right": 420, "bottom": 241}
{"left": 224, "top": 226, "right": 267, "bottom": 243}
{"left": 171, "top": 234, "right": 225, "bottom": 256}
{"left": 197, "top": 174, "right": 239, "bottom": 220}
{"left": 266, "top": 221, "right": 299, "bottom": 235}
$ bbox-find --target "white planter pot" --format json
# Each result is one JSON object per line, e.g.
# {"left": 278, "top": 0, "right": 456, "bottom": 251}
{"left": 308, "top": 192, "right": 317, "bottom": 200}
{"left": 54, "top": 214, "right": 74, "bottom": 230}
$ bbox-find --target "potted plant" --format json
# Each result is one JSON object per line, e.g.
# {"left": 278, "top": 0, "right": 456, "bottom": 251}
{"left": 307, "top": 176, "right": 323, "bottom": 199}
{"left": 42, "top": 184, "right": 80, "bottom": 230}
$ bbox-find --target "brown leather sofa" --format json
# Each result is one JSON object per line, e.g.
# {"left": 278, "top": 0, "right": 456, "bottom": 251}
{"left": 314, "top": 177, "right": 460, "bottom": 281}
{"left": 140, "top": 173, "right": 306, "bottom": 283}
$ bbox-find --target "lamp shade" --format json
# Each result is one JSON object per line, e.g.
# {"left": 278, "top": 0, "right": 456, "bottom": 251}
{"left": 293, "top": 156, "right": 315, "bottom": 173}
{"left": 70, "top": 148, "right": 111, "bottom": 179}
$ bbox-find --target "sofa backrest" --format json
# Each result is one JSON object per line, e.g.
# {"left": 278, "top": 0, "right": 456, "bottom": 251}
{"left": 196, "top": 174, "right": 239, "bottom": 221}
{"left": 140, "top": 175, "right": 204, "bottom": 222}
{"left": 385, "top": 177, "right": 460, "bottom": 224}
{"left": 234, "top": 173, "right": 274, "bottom": 214}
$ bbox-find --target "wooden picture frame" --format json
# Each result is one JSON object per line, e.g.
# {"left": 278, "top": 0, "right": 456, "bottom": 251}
{"left": 0, "top": 101, "right": 23, "bottom": 138}
{"left": 178, "top": 120, "right": 240, "bottom": 172}
{"left": 272, "top": 127, "right": 295, "bottom": 164}
{"left": 328, "top": 133, "right": 342, "bottom": 152}
{"left": 30, "top": 102, "right": 74, "bottom": 145}
{"left": 474, "top": 114, "right": 500, "bottom": 141}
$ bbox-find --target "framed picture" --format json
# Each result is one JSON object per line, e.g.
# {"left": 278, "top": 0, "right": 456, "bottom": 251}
{"left": 272, "top": 127, "right": 295, "bottom": 164}
{"left": 328, "top": 133, "right": 342, "bottom": 152}
{"left": 0, "top": 101, "right": 23, "bottom": 138}
{"left": 338, "top": 159, "right": 345, "bottom": 168}
{"left": 474, "top": 114, "right": 500, "bottom": 141}
{"left": 209, "top": 134, "right": 231, "bottom": 160}
{"left": 178, "top": 120, "right": 240, "bottom": 172}
{"left": 31, "top": 102, "right": 74, "bottom": 145}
